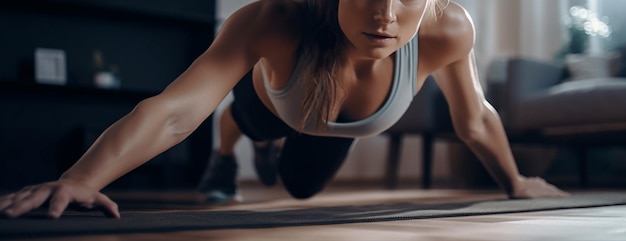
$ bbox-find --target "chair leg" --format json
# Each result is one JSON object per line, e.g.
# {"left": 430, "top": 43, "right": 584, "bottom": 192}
{"left": 385, "top": 134, "right": 403, "bottom": 189}
{"left": 422, "top": 133, "right": 434, "bottom": 189}
{"left": 577, "top": 147, "right": 588, "bottom": 187}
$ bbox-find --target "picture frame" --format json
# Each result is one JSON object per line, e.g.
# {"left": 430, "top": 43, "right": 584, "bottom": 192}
{"left": 34, "top": 48, "right": 67, "bottom": 85}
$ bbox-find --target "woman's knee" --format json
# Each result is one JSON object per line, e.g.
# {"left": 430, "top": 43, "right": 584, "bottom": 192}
{"left": 278, "top": 158, "right": 331, "bottom": 199}
{"left": 282, "top": 180, "right": 325, "bottom": 199}
{"left": 277, "top": 136, "right": 355, "bottom": 199}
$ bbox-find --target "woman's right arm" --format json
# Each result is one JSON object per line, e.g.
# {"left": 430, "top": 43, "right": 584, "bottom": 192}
{"left": 0, "top": 2, "right": 272, "bottom": 219}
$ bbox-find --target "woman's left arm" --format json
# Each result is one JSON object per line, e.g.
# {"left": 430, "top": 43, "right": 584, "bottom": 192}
{"left": 428, "top": 3, "right": 568, "bottom": 199}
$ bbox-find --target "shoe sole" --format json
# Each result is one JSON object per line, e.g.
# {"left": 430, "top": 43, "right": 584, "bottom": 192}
{"left": 197, "top": 191, "right": 243, "bottom": 205}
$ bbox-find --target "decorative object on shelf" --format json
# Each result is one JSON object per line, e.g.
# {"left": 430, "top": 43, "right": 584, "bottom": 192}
{"left": 34, "top": 48, "right": 67, "bottom": 85}
{"left": 555, "top": 5, "right": 612, "bottom": 62}
{"left": 93, "top": 49, "right": 121, "bottom": 89}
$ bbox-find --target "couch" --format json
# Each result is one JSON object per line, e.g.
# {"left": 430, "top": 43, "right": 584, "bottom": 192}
{"left": 486, "top": 52, "right": 626, "bottom": 186}
{"left": 383, "top": 48, "right": 626, "bottom": 189}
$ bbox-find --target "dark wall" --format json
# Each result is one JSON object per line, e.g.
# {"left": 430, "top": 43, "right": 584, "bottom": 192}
{"left": 0, "top": 0, "right": 216, "bottom": 191}
{"left": 0, "top": 0, "right": 215, "bottom": 91}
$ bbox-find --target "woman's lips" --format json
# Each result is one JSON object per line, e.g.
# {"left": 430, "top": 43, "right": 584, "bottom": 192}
{"left": 363, "top": 32, "right": 395, "bottom": 44}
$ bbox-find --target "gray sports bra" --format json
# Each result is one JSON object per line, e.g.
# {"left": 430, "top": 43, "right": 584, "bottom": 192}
{"left": 262, "top": 36, "right": 418, "bottom": 138}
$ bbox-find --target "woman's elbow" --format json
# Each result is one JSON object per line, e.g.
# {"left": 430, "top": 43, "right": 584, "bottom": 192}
{"left": 133, "top": 96, "right": 174, "bottom": 119}
{"left": 134, "top": 96, "right": 193, "bottom": 136}
{"left": 453, "top": 114, "right": 488, "bottom": 144}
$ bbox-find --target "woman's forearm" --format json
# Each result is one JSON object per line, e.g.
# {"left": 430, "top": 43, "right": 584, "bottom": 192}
{"left": 59, "top": 97, "right": 192, "bottom": 190}
{"left": 461, "top": 106, "right": 522, "bottom": 196}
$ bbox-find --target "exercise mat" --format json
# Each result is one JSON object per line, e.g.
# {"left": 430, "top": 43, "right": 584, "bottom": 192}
{"left": 1, "top": 193, "right": 625, "bottom": 239}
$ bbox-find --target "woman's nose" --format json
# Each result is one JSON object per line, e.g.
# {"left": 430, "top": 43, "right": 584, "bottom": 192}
{"left": 373, "top": 0, "right": 397, "bottom": 24}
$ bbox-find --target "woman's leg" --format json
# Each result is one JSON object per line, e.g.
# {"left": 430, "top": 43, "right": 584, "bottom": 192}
{"left": 227, "top": 70, "right": 292, "bottom": 187}
{"left": 195, "top": 104, "right": 243, "bottom": 203}
{"left": 278, "top": 134, "right": 356, "bottom": 199}
{"left": 216, "top": 104, "right": 242, "bottom": 156}
{"left": 198, "top": 70, "right": 292, "bottom": 202}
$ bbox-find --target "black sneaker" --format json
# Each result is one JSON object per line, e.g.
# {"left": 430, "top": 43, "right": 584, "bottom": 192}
{"left": 253, "top": 141, "right": 280, "bottom": 187}
{"left": 196, "top": 153, "right": 242, "bottom": 204}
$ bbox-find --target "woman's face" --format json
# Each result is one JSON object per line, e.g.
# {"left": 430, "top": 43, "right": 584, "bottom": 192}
{"left": 337, "top": 0, "right": 427, "bottom": 59}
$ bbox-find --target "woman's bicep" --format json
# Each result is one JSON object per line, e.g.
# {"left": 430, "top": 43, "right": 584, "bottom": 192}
{"left": 150, "top": 3, "right": 265, "bottom": 130}
{"left": 433, "top": 50, "right": 487, "bottom": 120}
{"left": 428, "top": 3, "right": 488, "bottom": 121}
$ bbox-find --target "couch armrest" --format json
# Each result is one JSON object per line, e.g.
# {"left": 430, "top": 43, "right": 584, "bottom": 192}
{"left": 504, "top": 58, "right": 565, "bottom": 131}
{"left": 506, "top": 58, "right": 564, "bottom": 102}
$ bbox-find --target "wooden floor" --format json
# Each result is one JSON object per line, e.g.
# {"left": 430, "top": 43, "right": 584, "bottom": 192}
{"left": 11, "top": 183, "right": 626, "bottom": 241}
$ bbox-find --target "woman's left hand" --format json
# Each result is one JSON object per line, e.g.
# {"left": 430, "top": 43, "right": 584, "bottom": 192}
{"left": 510, "top": 176, "right": 570, "bottom": 199}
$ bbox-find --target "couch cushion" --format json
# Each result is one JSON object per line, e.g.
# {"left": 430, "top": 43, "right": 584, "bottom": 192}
{"left": 565, "top": 53, "right": 621, "bottom": 81}
{"left": 514, "top": 77, "right": 626, "bottom": 130}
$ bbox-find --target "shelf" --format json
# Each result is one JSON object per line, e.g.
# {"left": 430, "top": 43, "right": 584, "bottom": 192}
{"left": 0, "top": 0, "right": 215, "bottom": 191}
{"left": 1, "top": 0, "right": 215, "bottom": 27}
{"left": 0, "top": 81, "right": 158, "bottom": 100}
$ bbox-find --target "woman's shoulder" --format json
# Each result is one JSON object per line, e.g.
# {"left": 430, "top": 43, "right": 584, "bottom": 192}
{"left": 210, "top": 0, "right": 305, "bottom": 60}
{"left": 253, "top": 0, "right": 307, "bottom": 28}
{"left": 417, "top": 2, "right": 475, "bottom": 69}
{"left": 224, "top": 0, "right": 306, "bottom": 52}
{"left": 419, "top": 2, "right": 475, "bottom": 46}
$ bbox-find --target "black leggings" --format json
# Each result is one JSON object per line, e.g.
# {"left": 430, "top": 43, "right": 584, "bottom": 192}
{"left": 230, "top": 71, "right": 356, "bottom": 199}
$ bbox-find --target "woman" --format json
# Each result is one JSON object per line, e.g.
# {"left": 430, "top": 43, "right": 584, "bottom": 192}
{"left": 0, "top": 0, "right": 567, "bottom": 219}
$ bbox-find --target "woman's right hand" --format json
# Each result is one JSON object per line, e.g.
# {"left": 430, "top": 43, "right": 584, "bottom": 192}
{"left": 0, "top": 180, "right": 120, "bottom": 219}
{"left": 510, "top": 176, "right": 570, "bottom": 199}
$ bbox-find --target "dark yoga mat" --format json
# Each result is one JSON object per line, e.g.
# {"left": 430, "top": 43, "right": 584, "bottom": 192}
{"left": 1, "top": 193, "right": 625, "bottom": 239}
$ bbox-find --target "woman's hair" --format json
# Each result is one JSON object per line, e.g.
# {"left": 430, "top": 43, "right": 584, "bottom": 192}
{"left": 425, "top": 0, "right": 450, "bottom": 19}
{"left": 298, "top": 0, "right": 447, "bottom": 131}
{"left": 298, "top": 0, "right": 344, "bottom": 130}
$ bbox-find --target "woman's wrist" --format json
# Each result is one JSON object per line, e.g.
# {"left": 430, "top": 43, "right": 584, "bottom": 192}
{"left": 508, "top": 174, "right": 527, "bottom": 198}
{"left": 58, "top": 172, "right": 99, "bottom": 190}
